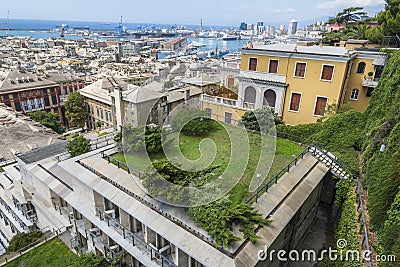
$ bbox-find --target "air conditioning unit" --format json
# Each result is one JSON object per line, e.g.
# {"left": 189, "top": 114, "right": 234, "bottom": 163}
{"left": 89, "top": 228, "right": 101, "bottom": 237}
{"left": 105, "top": 209, "right": 115, "bottom": 219}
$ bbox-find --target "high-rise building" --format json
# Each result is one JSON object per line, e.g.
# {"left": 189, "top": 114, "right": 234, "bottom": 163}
{"left": 239, "top": 22, "right": 247, "bottom": 30}
{"left": 288, "top": 19, "right": 298, "bottom": 35}
{"left": 266, "top": 25, "right": 276, "bottom": 36}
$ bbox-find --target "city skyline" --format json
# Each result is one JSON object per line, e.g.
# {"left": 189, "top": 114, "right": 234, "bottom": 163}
{"left": 1, "top": 0, "right": 386, "bottom": 27}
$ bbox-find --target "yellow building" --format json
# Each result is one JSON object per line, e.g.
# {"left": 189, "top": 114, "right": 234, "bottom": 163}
{"left": 205, "top": 43, "right": 386, "bottom": 125}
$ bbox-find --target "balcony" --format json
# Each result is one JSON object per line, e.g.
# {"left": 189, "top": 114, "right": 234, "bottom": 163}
{"left": 362, "top": 78, "right": 379, "bottom": 88}
{"left": 95, "top": 207, "right": 177, "bottom": 267}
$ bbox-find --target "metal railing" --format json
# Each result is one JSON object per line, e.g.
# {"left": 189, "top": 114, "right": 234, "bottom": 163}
{"left": 101, "top": 153, "right": 142, "bottom": 178}
{"left": 76, "top": 160, "right": 234, "bottom": 258}
{"left": 0, "top": 196, "right": 28, "bottom": 231}
{"left": 95, "top": 207, "right": 177, "bottom": 267}
{"left": 246, "top": 148, "right": 309, "bottom": 203}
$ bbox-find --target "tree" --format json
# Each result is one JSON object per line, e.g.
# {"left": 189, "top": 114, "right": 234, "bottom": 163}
{"left": 7, "top": 230, "right": 43, "bottom": 252}
{"left": 28, "top": 110, "right": 65, "bottom": 134}
{"left": 170, "top": 109, "right": 215, "bottom": 136}
{"left": 67, "top": 136, "right": 91, "bottom": 157}
{"left": 118, "top": 125, "right": 164, "bottom": 154}
{"left": 329, "top": 7, "right": 367, "bottom": 26}
{"left": 375, "top": 0, "right": 400, "bottom": 37}
{"left": 240, "top": 107, "right": 281, "bottom": 132}
{"left": 64, "top": 92, "right": 87, "bottom": 129}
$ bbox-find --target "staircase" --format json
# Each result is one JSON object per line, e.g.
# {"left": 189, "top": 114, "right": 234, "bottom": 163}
{"left": 308, "top": 145, "right": 353, "bottom": 180}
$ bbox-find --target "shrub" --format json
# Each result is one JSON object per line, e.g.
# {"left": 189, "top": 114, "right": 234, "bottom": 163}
{"left": 67, "top": 136, "right": 91, "bottom": 157}
{"left": 7, "top": 230, "right": 43, "bottom": 252}
{"left": 170, "top": 109, "right": 215, "bottom": 136}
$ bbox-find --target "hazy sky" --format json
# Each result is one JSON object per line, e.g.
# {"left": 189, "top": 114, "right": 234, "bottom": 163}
{"left": 1, "top": 0, "right": 386, "bottom": 26}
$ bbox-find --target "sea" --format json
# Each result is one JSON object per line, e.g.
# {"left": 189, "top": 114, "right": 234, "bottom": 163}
{"left": 0, "top": 18, "right": 246, "bottom": 54}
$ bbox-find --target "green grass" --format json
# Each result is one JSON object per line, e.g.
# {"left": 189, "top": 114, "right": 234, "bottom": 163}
{"left": 3, "top": 238, "right": 77, "bottom": 267}
{"left": 0, "top": 167, "right": 3, "bottom": 172}
{"left": 112, "top": 123, "right": 304, "bottom": 203}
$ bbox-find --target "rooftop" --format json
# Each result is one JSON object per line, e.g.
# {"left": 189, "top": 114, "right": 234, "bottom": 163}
{"left": 244, "top": 43, "right": 352, "bottom": 57}
{"left": 0, "top": 104, "right": 62, "bottom": 161}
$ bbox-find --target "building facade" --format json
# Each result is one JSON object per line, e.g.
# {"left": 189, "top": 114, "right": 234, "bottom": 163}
{"left": 202, "top": 43, "right": 387, "bottom": 126}
{"left": 0, "top": 70, "right": 84, "bottom": 126}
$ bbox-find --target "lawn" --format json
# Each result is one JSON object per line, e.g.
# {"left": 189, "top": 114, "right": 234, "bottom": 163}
{"left": 3, "top": 238, "right": 77, "bottom": 267}
{"left": 112, "top": 123, "right": 304, "bottom": 203}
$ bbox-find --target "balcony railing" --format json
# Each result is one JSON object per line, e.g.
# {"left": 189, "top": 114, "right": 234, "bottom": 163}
{"left": 95, "top": 207, "right": 177, "bottom": 267}
{"left": 362, "top": 78, "right": 379, "bottom": 88}
{"left": 0, "top": 196, "right": 28, "bottom": 231}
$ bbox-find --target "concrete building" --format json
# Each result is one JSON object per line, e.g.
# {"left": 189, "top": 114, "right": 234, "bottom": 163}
{"left": 288, "top": 19, "right": 298, "bottom": 35}
{"left": 0, "top": 127, "right": 334, "bottom": 266}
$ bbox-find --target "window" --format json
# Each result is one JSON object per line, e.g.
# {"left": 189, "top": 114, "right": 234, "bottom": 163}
{"left": 269, "top": 60, "right": 278, "bottom": 73}
{"left": 100, "top": 109, "right": 103, "bottom": 119}
{"left": 294, "top": 62, "right": 306, "bottom": 77}
{"left": 44, "top": 97, "right": 50, "bottom": 107}
{"left": 350, "top": 89, "right": 359, "bottom": 100}
{"left": 314, "top": 97, "right": 328, "bottom": 116}
{"left": 227, "top": 77, "right": 235, "bottom": 89}
{"left": 321, "top": 65, "right": 334, "bottom": 81}
{"left": 366, "top": 87, "right": 374, "bottom": 97}
{"left": 50, "top": 88, "right": 55, "bottom": 93}
{"left": 357, "top": 62, "right": 366, "bottom": 74}
{"left": 13, "top": 93, "right": 18, "bottom": 99}
{"left": 289, "top": 93, "right": 301, "bottom": 112}
{"left": 105, "top": 112, "right": 109, "bottom": 121}
{"left": 3, "top": 95, "right": 9, "bottom": 101}
{"left": 249, "top": 58, "right": 258, "bottom": 71}
{"left": 224, "top": 112, "right": 232, "bottom": 124}
{"left": 205, "top": 108, "right": 212, "bottom": 118}
{"left": 52, "top": 95, "right": 58, "bottom": 105}
{"left": 15, "top": 102, "right": 21, "bottom": 111}
{"left": 42, "top": 89, "right": 47, "bottom": 94}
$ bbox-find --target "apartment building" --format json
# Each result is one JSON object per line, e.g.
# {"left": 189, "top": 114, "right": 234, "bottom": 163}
{"left": 0, "top": 70, "right": 85, "bottom": 126}
{"left": 202, "top": 42, "right": 387, "bottom": 125}
{"left": 81, "top": 78, "right": 202, "bottom": 131}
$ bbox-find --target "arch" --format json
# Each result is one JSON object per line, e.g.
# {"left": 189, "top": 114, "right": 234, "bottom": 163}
{"left": 350, "top": 88, "right": 359, "bottom": 100}
{"left": 356, "top": 62, "right": 366, "bottom": 74}
{"left": 263, "top": 89, "right": 276, "bottom": 108}
{"left": 244, "top": 86, "right": 256, "bottom": 104}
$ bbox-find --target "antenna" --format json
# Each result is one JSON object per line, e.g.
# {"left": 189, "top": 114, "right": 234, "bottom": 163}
{"left": 6, "top": 10, "right": 10, "bottom": 36}
{"left": 120, "top": 15, "right": 123, "bottom": 26}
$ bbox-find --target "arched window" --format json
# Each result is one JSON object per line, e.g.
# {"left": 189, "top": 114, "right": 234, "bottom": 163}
{"left": 350, "top": 88, "right": 359, "bottom": 100}
{"left": 356, "top": 62, "right": 366, "bottom": 74}
{"left": 244, "top": 86, "right": 256, "bottom": 104}
{"left": 263, "top": 90, "right": 276, "bottom": 108}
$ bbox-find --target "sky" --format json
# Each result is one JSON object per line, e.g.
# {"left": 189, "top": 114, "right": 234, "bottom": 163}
{"left": 1, "top": 0, "right": 386, "bottom": 26}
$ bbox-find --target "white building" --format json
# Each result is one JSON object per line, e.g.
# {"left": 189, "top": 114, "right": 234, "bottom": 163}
{"left": 288, "top": 19, "right": 298, "bottom": 35}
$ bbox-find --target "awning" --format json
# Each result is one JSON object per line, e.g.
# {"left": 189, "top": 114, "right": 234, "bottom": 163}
{"left": 373, "top": 58, "right": 385, "bottom": 66}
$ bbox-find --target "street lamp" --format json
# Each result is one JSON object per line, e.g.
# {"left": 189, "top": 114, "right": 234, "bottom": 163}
{"left": 256, "top": 173, "right": 261, "bottom": 203}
